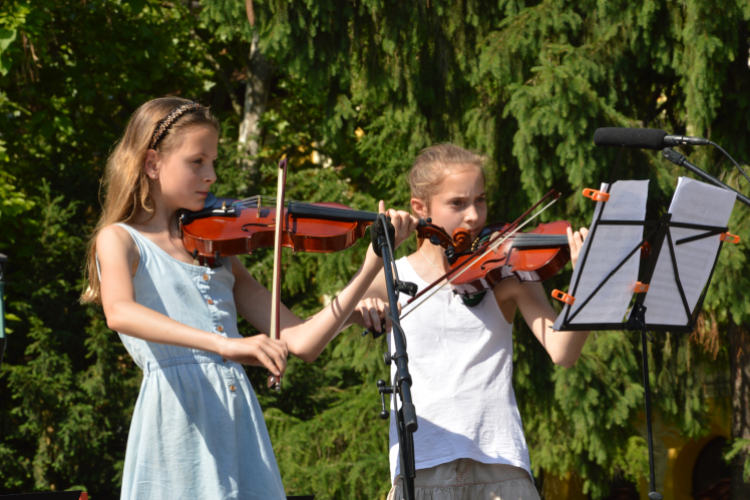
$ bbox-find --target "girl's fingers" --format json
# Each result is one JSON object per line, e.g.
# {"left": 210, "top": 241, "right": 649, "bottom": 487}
{"left": 567, "top": 226, "right": 589, "bottom": 270}
{"left": 267, "top": 340, "right": 288, "bottom": 374}
{"left": 252, "top": 347, "right": 279, "bottom": 377}
{"left": 269, "top": 337, "right": 289, "bottom": 359}
{"left": 359, "top": 303, "right": 372, "bottom": 328}
{"left": 387, "top": 210, "right": 418, "bottom": 248}
{"left": 357, "top": 297, "right": 392, "bottom": 332}
{"left": 231, "top": 336, "right": 287, "bottom": 377}
{"left": 365, "top": 303, "right": 379, "bottom": 332}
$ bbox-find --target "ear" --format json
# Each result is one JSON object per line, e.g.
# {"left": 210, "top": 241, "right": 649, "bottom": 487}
{"left": 144, "top": 149, "right": 160, "bottom": 180}
{"left": 410, "top": 197, "right": 429, "bottom": 219}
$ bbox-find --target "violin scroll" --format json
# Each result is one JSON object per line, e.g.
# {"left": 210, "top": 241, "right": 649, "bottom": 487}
{"left": 451, "top": 228, "right": 472, "bottom": 254}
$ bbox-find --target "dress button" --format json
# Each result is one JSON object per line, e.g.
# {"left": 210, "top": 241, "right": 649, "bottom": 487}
{"left": 229, "top": 385, "right": 236, "bottom": 392}
{"left": 217, "top": 326, "right": 224, "bottom": 332}
{"left": 222, "top": 358, "right": 227, "bottom": 363}
{"left": 207, "top": 299, "right": 214, "bottom": 305}
{"left": 202, "top": 273, "right": 209, "bottom": 281}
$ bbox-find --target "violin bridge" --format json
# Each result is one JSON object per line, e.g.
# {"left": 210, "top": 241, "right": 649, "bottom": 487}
{"left": 257, "top": 195, "right": 261, "bottom": 218}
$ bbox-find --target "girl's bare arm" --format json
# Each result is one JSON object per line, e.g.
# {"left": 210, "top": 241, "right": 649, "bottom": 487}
{"left": 97, "top": 225, "right": 288, "bottom": 376}
{"left": 233, "top": 207, "right": 417, "bottom": 362}
{"left": 494, "top": 226, "right": 591, "bottom": 368}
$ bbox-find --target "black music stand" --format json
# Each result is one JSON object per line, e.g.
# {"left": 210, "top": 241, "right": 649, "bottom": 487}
{"left": 553, "top": 178, "right": 738, "bottom": 500}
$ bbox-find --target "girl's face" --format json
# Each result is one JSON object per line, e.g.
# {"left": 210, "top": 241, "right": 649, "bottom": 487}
{"left": 412, "top": 166, "right": 487, "bottom": 241}
{"left": 147, "top": 125, "right": 219, "bottom": 212}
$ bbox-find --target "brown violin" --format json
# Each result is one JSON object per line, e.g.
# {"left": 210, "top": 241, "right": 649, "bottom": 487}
{"left": 447, "top": 220, "right": 572, "bottom": 299}
{"left": 402, "top": 189, "right": 572, "bottom": 313}
{"left": 180, "top": 194, "right": 455, "bottom": 259}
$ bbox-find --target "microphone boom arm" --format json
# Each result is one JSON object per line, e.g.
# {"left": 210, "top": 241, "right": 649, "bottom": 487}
{"left": 662, "top": 148, "right": 750, "bottom": 207}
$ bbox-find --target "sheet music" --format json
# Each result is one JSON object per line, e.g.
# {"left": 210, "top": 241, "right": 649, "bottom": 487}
{"left": 642, "top": 177, "right": 736, "bottom": 325}
{"left": 554, "top": 180, "right": 649, "bottom": 330}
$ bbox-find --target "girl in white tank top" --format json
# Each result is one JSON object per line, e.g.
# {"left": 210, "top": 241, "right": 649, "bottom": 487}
{"left": 349, "top": 144, "right": 591, "bottom": 500}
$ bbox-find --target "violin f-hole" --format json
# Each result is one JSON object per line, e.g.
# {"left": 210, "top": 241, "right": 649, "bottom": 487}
{"left": 480, "top": 256, "right": 507, "bottom": 271}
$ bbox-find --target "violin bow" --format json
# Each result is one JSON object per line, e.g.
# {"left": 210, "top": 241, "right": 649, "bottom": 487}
{"left": 268, "top": 158, "right": 288, "bottom": 391}
{"left": 400, "top": 189, "right": 560, "bottom": 320}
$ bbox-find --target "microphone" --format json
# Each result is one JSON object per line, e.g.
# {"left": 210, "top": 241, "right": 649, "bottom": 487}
{"left": 593, "top": 127, "right": 709, "bottom": 150}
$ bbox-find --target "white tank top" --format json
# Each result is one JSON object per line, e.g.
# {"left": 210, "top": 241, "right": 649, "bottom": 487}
{"left": 388, "top": 257, "right": 532, "bottom": 481}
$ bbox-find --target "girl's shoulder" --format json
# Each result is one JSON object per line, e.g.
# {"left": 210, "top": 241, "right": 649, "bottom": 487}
{"left": 97, "top": 224, "right": 141, "bottom": 275}
{"left": 97, "top": 223, "right": 138, "bottom": 251}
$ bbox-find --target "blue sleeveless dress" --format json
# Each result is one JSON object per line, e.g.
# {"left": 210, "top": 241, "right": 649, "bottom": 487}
{"left": 114, "top": 223, "right": 286, "bottom": 500}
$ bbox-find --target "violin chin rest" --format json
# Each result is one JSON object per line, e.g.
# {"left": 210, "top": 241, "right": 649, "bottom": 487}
{"left": 204, "top": 192, "right": 218, "bottom": 208}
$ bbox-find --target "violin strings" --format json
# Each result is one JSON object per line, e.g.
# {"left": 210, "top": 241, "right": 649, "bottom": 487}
{"left": 510, "top": 234, "right": 570, "bottom": 247}
{"left": 227, "top": 197, "right": 379, "bottom": 224}
{"left": 230, "top": 196, "right": 338, "bottom": 209}
{"left": 400, "top": 197, "right": 560, "bottom": 320}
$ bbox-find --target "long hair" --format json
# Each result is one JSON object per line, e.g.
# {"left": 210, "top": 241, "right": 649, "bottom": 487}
{"left": 407, "top": 143, "right": 486, "bottom": 247}
{"left": 81, "top": 97, "right": 219, "bottom": 304}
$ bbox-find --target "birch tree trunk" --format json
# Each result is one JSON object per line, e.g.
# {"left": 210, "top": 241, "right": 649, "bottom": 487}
{"left": 238, "top": 30, "right": 270, "bottom": 180}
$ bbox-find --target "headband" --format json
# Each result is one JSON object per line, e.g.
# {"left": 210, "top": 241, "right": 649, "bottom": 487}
{"left": 149, "top": 102, "right": 202, "bottom": 149}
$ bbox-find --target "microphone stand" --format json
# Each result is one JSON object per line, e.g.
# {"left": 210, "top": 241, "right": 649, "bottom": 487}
{"left": 662, "top": 148, "right": 750, "bottom": 207}
{"left": 368, "top": 214, "right": 418, "bottom": 500}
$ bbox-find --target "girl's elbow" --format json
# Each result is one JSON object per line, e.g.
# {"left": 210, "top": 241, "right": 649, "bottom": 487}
{"left": 105, "top": 315, "right": 123, "bottom": 333}
{"left": 297, "top": 352, "right": 319, "bottom": 363}
{"left": 104, "top": 303, "right": 128, "bottom": 332}
{"left": 552, "top": 352, "right": 580, "bottom": 368}
{"left": 288, "top": 341, "right": 321, "bottom": 363}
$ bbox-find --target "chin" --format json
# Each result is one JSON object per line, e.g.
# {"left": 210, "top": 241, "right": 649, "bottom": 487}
{"left": 183, "top": 200, "right": 206, "bottom": 212}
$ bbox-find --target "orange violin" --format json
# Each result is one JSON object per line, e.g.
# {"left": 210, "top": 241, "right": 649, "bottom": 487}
{"left": 447, "top": 220, "right": 572, "bottom": 299}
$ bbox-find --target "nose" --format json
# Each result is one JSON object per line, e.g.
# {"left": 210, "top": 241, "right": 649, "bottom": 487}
{"left": 204, "top": 162, "right": 217, "bottom": 185}
{"left": 464, "top": 203, "right": 479, "bottom": 224}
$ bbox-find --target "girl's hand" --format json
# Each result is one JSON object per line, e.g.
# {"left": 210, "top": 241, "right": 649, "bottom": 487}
{"left": 220, "top": 335, "right": 288, "bottom": 378}
{"left": 379, "top": 200, "right": 419, "bottom": 250}
{"left": 567, "top": 226, "right": 590, "bottom": 270}
{"left": 356, "top": 296, "right": 400, "bottom": 333}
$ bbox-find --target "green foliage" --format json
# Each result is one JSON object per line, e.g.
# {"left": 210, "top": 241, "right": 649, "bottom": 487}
{"left": 1, "top": 0, "right": 749, "bottom": 498}
{"left": 725, "top": 438, "right": 750, "bottom": 482}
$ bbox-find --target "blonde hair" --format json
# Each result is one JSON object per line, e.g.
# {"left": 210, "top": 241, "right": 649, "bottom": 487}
{"left": 408, "top": 144, "right": 486, "bottom": 247}
{"left": 81, "top": 97, "right": 219, "bottom": 304}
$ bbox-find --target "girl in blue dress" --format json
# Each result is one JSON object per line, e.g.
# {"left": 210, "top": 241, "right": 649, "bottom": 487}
{"left": 82, "top": 97, "right": 417, "bottom": 500}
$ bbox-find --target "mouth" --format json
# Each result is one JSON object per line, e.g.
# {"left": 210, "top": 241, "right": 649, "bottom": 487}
{"left": 196, "top": 191, "right": 209, "bottom": 197}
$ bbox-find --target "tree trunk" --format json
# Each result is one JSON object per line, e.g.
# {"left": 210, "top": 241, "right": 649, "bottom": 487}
{"left": 238, "top": 30, "right": 271, "bottom": 183}
{"left": 729, "top": 320, "right": 750, "bottom": 500}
